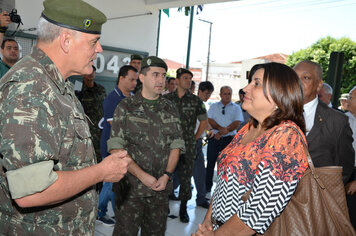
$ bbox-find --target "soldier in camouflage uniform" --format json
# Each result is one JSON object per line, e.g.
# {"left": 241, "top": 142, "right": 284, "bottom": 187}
{"left": 131, "top": 54, "right": 144, "bottom": 94}
{"left": 164, "top": 68, "right": 208, "bottom": 223}
{"left": 0, "top": 0, "right": 130, "bottom": 235}
{"left": 76, "top": 66, "right": 107, "bottom": 163}
{"left": 108, "top": 56, "right": 185, "bottom": 236}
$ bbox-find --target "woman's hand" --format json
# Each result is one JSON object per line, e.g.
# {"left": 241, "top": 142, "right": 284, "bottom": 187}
{"left": 192, "top": 214, "right": 214, "bottom": 235}
{"left": 345, "top": 180, "right": 356, "bottom": 195}
{"left": 192, "top": 224, "right": 214, "bottom": 236}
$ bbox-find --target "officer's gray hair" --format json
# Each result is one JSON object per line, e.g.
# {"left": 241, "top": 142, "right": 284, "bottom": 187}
{"left": 349, "top": 86, "right": 356, "bottom": 94}
{"left": 37, "top": 17, "right": 77, "bottom": 43}
{"left": 220, "top": 86, "right": 232, "bottom": 93}
{"left": 322, "top": 83, "right": 333, "bottom": 95}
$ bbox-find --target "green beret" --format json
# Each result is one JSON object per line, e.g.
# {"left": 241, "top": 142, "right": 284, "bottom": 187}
{"left": 141, "top": 56, "right": 167, "bottom": 71}
{"left": 42, "top": 0, "right": 107, "bottom": 34}
{"left": 131, "top": 54, "right": 143, "bottom": 61}
{"left": 176, "top": 68, "right": 193, "bottom": 78}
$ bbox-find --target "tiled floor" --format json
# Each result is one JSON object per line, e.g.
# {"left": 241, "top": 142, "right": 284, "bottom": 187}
{"left": 95, "top": 179, "right": 216, "bottom": 236}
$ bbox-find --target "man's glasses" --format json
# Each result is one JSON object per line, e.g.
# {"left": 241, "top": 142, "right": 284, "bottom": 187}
{"left": 222, "top": 106, "right": 225, "bottom": 115}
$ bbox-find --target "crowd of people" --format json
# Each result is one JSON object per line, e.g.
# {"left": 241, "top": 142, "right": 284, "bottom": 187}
{"left": 0, "top": 0, "right": 355, "bottom": 235}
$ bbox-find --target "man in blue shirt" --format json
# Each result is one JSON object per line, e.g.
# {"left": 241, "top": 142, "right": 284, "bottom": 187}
{"left": 97, "top": 65, "right": 138, "bottom": 225}
{"left": 206, "top": 86, "right": 244, "bottom": 195}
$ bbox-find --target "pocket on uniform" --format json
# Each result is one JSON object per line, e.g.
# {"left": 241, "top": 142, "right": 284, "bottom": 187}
{"left": 72, "top": 112, "right": 91, "bottom": 139}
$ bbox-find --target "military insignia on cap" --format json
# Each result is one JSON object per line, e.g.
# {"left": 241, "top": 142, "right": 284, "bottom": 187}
{"left": 147, "top": 59, "right": 152, "bottom": 66}
{"left": 83, "top": 18, "right": 92, "bottom": 28}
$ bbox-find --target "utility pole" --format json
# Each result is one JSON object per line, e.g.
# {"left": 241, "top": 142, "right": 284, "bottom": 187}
{"left": 199, "top": 19, "right": 212, "bottom": 81}
{"left": 185, "top": 6, "right": 194, "bottom": 69}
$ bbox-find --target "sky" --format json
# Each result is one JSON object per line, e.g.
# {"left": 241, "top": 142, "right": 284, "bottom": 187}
{"left": 157, "top": 0, "right": 356, "bottom": 67}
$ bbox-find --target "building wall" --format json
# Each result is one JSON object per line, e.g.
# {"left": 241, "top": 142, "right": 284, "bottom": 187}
{"left": 14, "top": 0, "right": 159, "bottom": 56}
{"left": 202, "top": 63, "right": 244, "bottom": 101}
{"left": 11, "top": 0, "right": 159, "bottom": 93}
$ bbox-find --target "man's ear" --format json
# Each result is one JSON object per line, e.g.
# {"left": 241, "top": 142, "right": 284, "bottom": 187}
{"left": 316, "top": 80, "right": 323, "bottom": 93}
{"left": 59, "top": 30, "right": 72, "bottom": 54}
{"left": 139, "top": 73, "right": 144, "bottom": 84}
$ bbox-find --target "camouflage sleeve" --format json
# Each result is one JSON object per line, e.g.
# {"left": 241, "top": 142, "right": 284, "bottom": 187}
{"left": 6, "top": 160, "right": 58, "bottom": 199}
{"left": 196, "top": 98, "right": 208, "bottom": 121}
{"left": 0, "top": 96, "right": 61, "bottom": 198}
{"left": 107, "top": 102, "right": 128, "bottom": 151}
{"left": 98, "top": 85, "right": 107, "bottom": 102}
{"left": 168, "top": 104, "right": 185, "bottom": 152}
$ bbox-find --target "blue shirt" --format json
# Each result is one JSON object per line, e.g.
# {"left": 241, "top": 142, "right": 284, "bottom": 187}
{"left": 100, "top": 87, "right": 129, "bottom": 158}
{"left": 208, "top": 101, "right": 244, "bottom": 137}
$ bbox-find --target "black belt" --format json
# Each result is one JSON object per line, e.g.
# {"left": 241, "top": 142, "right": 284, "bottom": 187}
{"left": 211, "top": 216, "right": 224, "bottom": 227}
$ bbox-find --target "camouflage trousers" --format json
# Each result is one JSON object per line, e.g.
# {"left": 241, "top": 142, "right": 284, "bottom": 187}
{"left": 177, "top": 154, "right": 195, "bottom": 201}
{"left": 113, "top": 195, "right": 169, "bottom": 236}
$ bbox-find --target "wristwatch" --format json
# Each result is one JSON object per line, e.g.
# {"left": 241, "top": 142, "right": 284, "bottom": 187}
{"left": 164, "top": 171, "right": 173, "bottom": 180}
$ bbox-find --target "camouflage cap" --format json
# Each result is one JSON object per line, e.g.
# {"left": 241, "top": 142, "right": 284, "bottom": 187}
{"left": 141, "top": 56, "right": 167, "bottom": 71}
{"left": 176, "top": 68, "right": 193, "bottom": 78}
{"left": 42, "top": 0, "right": 107, "bottom": 34}
{"left": 131, "top": 54, "right": 143, "bottom": 61}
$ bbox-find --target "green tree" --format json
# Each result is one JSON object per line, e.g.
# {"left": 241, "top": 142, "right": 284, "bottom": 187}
{"left": 286, "top": 36, "right": 356, "bottom": 94}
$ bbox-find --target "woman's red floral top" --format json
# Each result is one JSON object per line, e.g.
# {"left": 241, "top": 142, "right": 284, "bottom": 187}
{"left": 211, "top": 121, "right": 308, "bottom": 234}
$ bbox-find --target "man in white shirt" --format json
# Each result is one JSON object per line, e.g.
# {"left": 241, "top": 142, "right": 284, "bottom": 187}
{"left": 345, "top": 86, "right": 356, "bottom": 229}
{"left": 205, "top": 86, "right": 244, "bottom": 195}
{"left": 294, "top": 60, "right": 354, "bottom": 183}
{"left": 318, "top": 82, "right": 333, "bottom": 108}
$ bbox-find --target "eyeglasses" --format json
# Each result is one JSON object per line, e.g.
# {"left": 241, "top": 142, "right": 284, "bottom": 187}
{"left": 222, "top": 106, "right": 225, "bottom": 115}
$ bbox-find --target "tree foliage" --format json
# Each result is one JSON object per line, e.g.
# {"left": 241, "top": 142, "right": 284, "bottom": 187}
{"left": 286, "top": 36, "right": 356, "bottom": 93}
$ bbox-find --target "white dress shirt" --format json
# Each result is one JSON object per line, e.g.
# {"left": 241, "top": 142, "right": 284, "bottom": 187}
{"left": 345, "top": 111, "right": 356, "bottom": 166}
{"left": 303, "top": 97, "right": 319, "bottom": 136}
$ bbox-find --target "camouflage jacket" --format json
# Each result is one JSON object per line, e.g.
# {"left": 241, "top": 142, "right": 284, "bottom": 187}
{"left": 107, "top": 92, "right": 185, "bottom": 198}
{"left": 164, "top": 90, "right": 207, "bottom": 158}
{"left": 76, "top": 82, "right": 106, "bottom": 161}
{"left": 0, "top": 47, "right": 97, "bottom": 235}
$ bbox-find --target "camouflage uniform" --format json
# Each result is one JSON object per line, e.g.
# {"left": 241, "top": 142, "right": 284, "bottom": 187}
{"left": 107, "top": 92, "right": 185, "bottom": 236}
{"left": 76, "top": 82, "right": 106, "bottom": 162}
{"left": 0, "top": 47, "right": 97, "bottom": 235}
{"left": 164, "top": 91, "right": 207, "bottom": 201}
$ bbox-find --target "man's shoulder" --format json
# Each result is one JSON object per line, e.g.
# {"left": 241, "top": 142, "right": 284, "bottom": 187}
{"left": 190, "top": 93, "right": 202, "bottom": 101}
{"left": 0, "top": 59, "right": 10, "bottom": 72}
{"left": 94, "top": 82, "right": 106, "bottom": 92}
{"left": 163, "top": 91, "right": 177, "bottom": 100}
{"left": 1, "top": 56, "right": 41, "bottom": 83}
{"left": 160, "top": 96, "right": 177, "bottom": 109}
{"left": 104, "top": 89, "right": 123, "bottom": 103}
{"left": 209, "top": 101, "right": 220, "bottom": 109}
{"left": 317, "top": 101, "right": 348, "bottom": 123}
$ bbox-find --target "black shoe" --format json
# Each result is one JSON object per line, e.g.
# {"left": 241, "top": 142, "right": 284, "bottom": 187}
{"left": 179, "top": 209, "right": 189, "bottom": 223}
{"left": 179, "top": 201, "right": 189, "bottom": 223}
{"left": 169, "top": 194, "right": 180, "bottom": 201}
{"left": 197, "top": 201, "right": 210, "bottom": 209}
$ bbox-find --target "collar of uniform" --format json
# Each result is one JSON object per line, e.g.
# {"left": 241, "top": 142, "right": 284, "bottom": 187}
{"left": 173, "top": 89, "right": 193, "bottom": 99}
{"left": 132, "top": 91, "right": 165, "bottom": 108}
{"left": 82, "top": 82, "right": 97, "bottom": 91}
{"left": 32, "top": 47, "right": 67, "bottom": 95}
